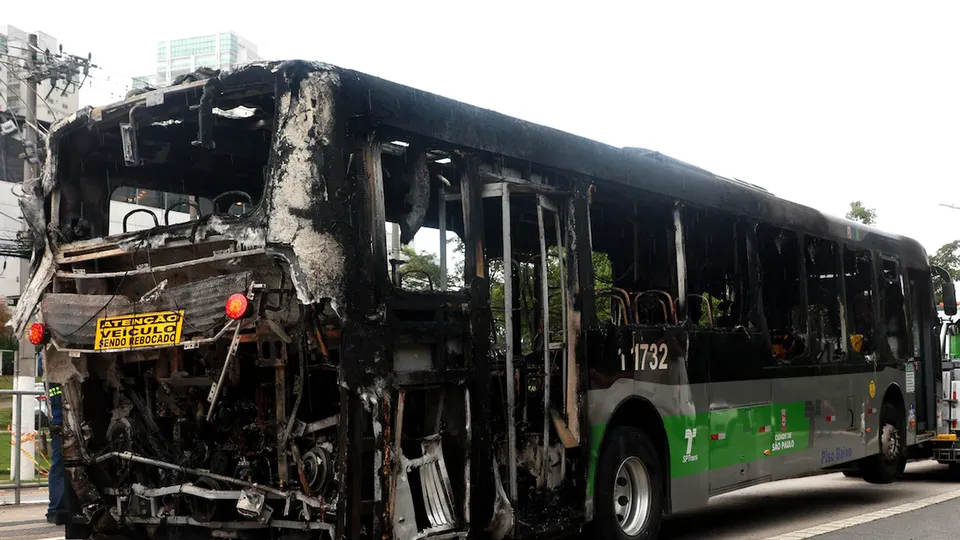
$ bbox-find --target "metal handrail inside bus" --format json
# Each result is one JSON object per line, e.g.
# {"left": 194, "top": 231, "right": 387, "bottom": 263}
{"left": 632, "top": 292, "right": 669, "bottom": 325}
{"left": 633, "top": 290, "right": 677, "bottom": 325}
{"left": 596, "top": 290, "right": 629, "bottom": 325}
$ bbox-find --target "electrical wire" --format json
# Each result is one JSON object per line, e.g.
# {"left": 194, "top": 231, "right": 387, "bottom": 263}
{"left": 0, "top": 58, "right": 61, "bottom": 123}
{"left": 0, "top": 94, "right": 21, "bottom": 132}
{"left": 0, "top": 80, "right": 49, "bottom": 136}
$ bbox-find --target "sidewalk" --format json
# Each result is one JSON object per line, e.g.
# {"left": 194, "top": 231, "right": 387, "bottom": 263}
{"left": 0, "top": 501, "right": 63, "bottom": 540}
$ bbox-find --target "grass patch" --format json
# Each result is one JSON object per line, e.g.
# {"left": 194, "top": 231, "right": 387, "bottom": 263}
{"left": 0, "top": 376, "right": 48, "bottom": 390}
{"left": 0, "top": 430, "right": 52, "bottom": 479}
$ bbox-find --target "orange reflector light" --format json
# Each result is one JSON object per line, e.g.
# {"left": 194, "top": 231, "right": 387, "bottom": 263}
{"left": 225, "top": 293, "right": 250, "bottom": 320}
{"left": 28, "top": 323, "right": 48, "bottom": 345}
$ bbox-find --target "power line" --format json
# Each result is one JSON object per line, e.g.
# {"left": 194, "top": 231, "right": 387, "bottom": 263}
{"left": 0, "top": 58, "right": 61, "bottom": 122}
{"left": 0, "top": 81, "right": 49, "bottom": 136}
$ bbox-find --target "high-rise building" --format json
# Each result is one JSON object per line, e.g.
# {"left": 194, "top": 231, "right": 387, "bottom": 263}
{"left": 0, "top": 24, "right": 80, "bottom": 125}
{"left": 134, "top": 31, "right": 261, "bottom": 89}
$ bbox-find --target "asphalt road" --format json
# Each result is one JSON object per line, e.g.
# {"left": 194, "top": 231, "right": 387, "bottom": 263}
{"left": 3, "top": 462, "right": 959, "bottom": 540}
{"left": 660, "top": 459, "right": 960, "bottom": 540}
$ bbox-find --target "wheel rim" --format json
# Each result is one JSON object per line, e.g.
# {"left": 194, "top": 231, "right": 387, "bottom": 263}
{"left": 881, "top": 422, "right": 901, "bottom": 462}
{"left": 613, "top": 456, "right": 652, "bottom": 536}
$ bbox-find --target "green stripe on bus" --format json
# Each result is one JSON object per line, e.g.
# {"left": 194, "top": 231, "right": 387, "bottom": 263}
{"left": 587, "top": 401, "right": 810, "bottom": 497}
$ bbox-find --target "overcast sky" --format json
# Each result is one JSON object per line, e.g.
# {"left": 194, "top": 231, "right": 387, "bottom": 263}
{"left": 5, "top": 1, "right": 960, "bottom": 254}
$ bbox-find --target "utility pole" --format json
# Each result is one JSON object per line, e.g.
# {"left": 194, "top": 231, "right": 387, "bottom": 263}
{"left": 0, "top": 31, "right": 94, "bottom": 481}
{"left": 18, "top": 33, "right": 38, "bottom": 380}
{"left": 12, "top": 33, "right": 39, "bottom": 483}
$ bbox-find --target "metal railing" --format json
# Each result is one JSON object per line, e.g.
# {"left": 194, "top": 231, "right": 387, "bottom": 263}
{"left": 0, "top": 388, "right": 49, "bottom": 504}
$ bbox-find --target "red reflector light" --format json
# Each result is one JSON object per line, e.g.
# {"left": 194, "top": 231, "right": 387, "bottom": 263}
{"left": 28, "top": 323, "right": 47, "bottom": 345}
{"left": 225, "top": 293, "right": 250, "bottom": 320}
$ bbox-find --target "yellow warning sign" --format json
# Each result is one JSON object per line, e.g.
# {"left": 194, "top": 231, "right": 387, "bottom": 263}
{"left": 94, "top": 310, "right": 185, "bottom": 351}
{"left": 869, "top": 380, "right": 876, "bottom": 399}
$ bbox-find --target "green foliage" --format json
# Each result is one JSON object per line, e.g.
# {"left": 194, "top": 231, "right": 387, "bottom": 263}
{"left": 931, "top": 240, "right": 960, "bottom": 280}
{"left": 930, "top": 239, "right": 960, "bottom": 304}
{"left": 397, "top": 237, "right": 465, "bottom": 291}
{"left": 396, "top": 232, "right": 613, "bottom": 351}
{"left": 489, "top": 248, "right": 613, "bottom": 353}
{"left": 846, "top": 201, "right": 877, "bottom": 225}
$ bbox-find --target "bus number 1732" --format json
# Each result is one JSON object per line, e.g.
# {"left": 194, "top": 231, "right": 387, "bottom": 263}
{"left": 622, "top": 342, "right": 669, "bottom": 371}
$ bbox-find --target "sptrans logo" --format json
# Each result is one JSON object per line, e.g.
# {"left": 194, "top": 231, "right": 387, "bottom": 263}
{"left": 683, "top": 428, "right": 699, "bottom": 463}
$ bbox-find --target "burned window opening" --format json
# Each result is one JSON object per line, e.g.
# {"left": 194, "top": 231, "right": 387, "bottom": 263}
{"left": 878, "top": 257, "right": 909, "bottom": 361}
{"left": 682, "top": 206, "right": 751, "bottom": 329}
{"left": 757, "top": 224, "right": 807, "bottom": 362}
{"left": 844, "top": 246, "right": 876, "bottom": 358}
{"left": 805, "top": 236, "right": 844, "bottom": 363}
{"left": 588, "top": 189, "right": 678, "bottom": 327}
{"left": 56, "top": 89, "right": 274, "bottom": 242}
{"left": 381, "top": 146, "right": 467, "bottom": 293}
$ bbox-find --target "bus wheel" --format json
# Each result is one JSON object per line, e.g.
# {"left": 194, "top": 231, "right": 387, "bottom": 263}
{"left": 862, "top": 401, "right": 905, "bottom": 485}
{"left": 596, "top": 426, "right": 664, "bottom": 540}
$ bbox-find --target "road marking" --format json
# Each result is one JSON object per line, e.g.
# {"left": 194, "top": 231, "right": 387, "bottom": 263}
{"left": 765, "top": 488, "right": 960, "bottom": 539}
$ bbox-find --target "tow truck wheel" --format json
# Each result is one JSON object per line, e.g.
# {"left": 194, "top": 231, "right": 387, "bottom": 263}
{"left": 862, "top": 401, "right": 905, "bottom": 485}
{"left": 595, "top": 426, "right": 664, "bottom": 540}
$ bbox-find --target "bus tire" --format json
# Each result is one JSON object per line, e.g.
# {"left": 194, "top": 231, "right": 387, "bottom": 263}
{"left": 595, "top": 426, "right": 664, "bottom": 540}
{"left": 862, "top": 401, "right": 905, "bottom": 485}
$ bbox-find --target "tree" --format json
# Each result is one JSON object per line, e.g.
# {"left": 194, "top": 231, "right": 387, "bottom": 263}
{"left": 397, "top": 246, "right": 441, "bottom": 290}
{"left": 930, "top": 239, "right": 960, "bottom": 304}
{"left": 930, "top": 240, "right": 960, "bottom": 279}
{"left": 846, "top": 201, "right": 877, "bottom": 225}
{"left": 397, "top": 237, "right": 465, "bottom": 291}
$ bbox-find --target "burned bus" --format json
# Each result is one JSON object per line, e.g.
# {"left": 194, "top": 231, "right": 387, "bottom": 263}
{"left": 12, "top": 60, "right": 953, "bottom": 540}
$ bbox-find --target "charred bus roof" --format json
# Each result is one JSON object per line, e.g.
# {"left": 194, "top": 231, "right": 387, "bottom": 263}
{"left": 34, "top": 59, "right": 928, "bottom": 269}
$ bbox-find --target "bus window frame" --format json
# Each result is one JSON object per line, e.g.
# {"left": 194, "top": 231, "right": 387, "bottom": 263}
{"left": 756, "top": 222, "right": 809, "bottom": 367}
{"left": 840, "top": 244, "right": 880, "bottom": 362}
{"left": 876, "top": 253, "right": 911, "bottom": 366}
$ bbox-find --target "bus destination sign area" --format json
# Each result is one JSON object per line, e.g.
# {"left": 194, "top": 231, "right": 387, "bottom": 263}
{"left": 94, "top": 310, "right": 185, "bottom": 350}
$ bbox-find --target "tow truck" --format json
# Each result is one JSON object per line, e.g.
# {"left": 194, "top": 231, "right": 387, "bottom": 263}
{"left": 924, "top": 281, "right": 960, "bottom": 472}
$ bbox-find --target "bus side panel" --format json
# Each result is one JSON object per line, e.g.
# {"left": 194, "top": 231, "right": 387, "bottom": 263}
{"left": 764, "top": 366, "right": 912, "bottom": 480}
{"left": 768, "top": 370, "right": 865, "bottom": 478}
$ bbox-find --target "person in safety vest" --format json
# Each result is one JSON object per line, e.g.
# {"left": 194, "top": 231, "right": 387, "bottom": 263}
{"left": 38, "top": 351, "right": 67, "bottom": 525}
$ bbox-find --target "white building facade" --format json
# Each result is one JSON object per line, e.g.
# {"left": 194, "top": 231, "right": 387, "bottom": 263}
{"left": 134, "top": 31, "right": 262, "bottom": 89}
{"left": 0, "top": 24, "right": 80, "bottom": 125}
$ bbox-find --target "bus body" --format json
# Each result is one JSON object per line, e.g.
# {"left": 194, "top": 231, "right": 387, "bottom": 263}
{"left": 11, "top": 60, "right": 951, "bottom": 540}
